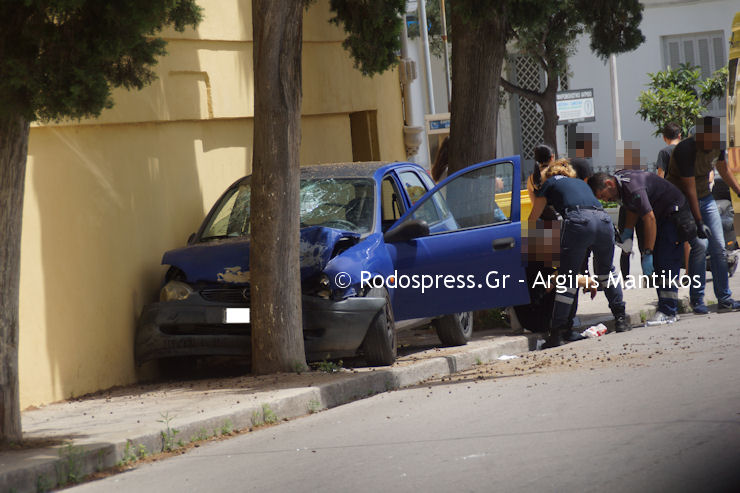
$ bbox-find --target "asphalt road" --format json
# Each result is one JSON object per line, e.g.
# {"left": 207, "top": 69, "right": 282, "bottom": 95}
{"left": 70, "top": 312, "right": 740, "bottom": 493}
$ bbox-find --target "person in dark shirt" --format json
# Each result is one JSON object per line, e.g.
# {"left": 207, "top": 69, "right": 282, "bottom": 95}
{"left": 529, "top": 160, "right": 628, "bottom": 347}
{"left": 665, "top": 116, "right": 740, "bottom": 313}
{"left": 590, "top": 170, "right": 696, "bottom": 325}
{"left": 656, "top": 122, "right": 681, "bottom": 178}
{"left": 570, "top": 131, "right": 595, "bottom": 181}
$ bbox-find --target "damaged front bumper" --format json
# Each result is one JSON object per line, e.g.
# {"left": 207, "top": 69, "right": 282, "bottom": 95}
{"left": 134, "top": 293, "right": 386, "bottom": 365}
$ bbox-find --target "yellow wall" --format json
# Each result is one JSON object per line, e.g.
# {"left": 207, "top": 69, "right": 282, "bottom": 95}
{"left": 19, "top": 0, "right": 405, "bottom": 407}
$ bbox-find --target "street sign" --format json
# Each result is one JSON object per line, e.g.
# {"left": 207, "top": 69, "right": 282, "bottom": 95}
{"left": 425, "top": 112, "right": 450, "bottom": 135}
{"left": 556, "top": 89, "right": 595, "bottom": 125}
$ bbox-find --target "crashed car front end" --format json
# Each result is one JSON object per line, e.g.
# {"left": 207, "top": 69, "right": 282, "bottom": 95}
{"left": 135, "top": 174, "right": 388, "bottom": 365}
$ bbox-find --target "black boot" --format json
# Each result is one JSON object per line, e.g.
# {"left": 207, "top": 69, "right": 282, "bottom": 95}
{"left": 614, "top": 313, "right": 631, "bottom": 332}
{"left": 542, "top": 327, "right": 564, "bottom": 349}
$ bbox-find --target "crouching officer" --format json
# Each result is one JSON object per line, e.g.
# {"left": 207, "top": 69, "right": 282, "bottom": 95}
{"left": 589, "top": 170, "right": 697, "bottom": 325}
{"left": 529, "top": 160, "right": 628, "bottom": 348}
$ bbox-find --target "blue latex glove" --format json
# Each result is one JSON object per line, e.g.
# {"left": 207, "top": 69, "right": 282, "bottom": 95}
{"left": 619, "top": 227, "right": 634, "bottom": 243}
{"left": 641, "top": 252, "right": 654, "bottom": 276}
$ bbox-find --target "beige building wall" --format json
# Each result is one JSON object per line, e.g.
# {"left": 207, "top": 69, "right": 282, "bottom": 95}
{"left": 19, "top": 0, "right": 405, "bottom": 408}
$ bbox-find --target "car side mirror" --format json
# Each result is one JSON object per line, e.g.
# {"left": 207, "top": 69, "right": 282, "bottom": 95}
{"left": 383, "top": 219, "right": 430, "bottom": 243}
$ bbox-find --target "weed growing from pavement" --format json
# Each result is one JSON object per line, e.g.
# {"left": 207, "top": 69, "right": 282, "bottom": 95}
{"left": 36, "top": 474, "right": 54, "bottom": 493}
{"left": 157, "top": 412, "right": 181, "bottom": 452}
{"left": 640, "top": 310, "right": 647, "bottom": 323}
{"left": 262, "top": 404, "right": 278, "bottom": 424}
{"left": 56, "top": 443, "right": 84, "bottom": 485}
{"left": 117, "top": 441, "right": 138, "bottom": 467}
{"left": 190, "top": 427, "right": 211, "bottom": 443}
{"left": 475, "top": 358, "right": 483, "bottom": 365}
{"left": 315, "top": 359, "right": 343, "bottom": 373}
{"left": 220, "top": 419, "right": 234, "bottom": 435}
{"left": 308, "top": 399, "right": 322, "bottom": 414}
{"left": 293, "top": 360, "right": 308, "bottom": 374}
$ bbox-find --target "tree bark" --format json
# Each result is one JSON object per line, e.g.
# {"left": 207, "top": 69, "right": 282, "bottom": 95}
{"left": 0, "top": 114, "right": 29, "bottom": 443}
{"left": 250, "top": 0, "right": 307, "bottom": 374}
{"left": 448, "top": 11, "right": 508, "bottom": 175}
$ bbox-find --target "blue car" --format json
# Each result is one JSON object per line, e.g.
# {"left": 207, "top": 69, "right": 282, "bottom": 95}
{"left": 135, "top": 158, "right": 530, "bottom": 367}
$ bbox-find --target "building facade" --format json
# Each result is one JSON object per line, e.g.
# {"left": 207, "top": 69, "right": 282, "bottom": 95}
{"left": 19, "top": 0, "right": 406, "bottom": 408}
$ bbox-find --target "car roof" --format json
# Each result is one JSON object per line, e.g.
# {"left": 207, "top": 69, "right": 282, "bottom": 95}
{"left": 300, "top": 161, "right": 414, "bottom": 179}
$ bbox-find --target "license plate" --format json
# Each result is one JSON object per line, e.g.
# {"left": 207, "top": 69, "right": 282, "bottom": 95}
{"left": 224, "top": 308, "right": 250, "bottom": 324}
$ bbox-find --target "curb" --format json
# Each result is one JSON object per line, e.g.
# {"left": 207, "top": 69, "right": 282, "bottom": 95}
{"left": 1, "top": 335, "right": 533, "bottom": 493}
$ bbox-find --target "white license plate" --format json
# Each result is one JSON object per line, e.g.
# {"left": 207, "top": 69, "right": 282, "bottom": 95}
{"left": 224, "top": 308, "right": 250, "bottom": 324}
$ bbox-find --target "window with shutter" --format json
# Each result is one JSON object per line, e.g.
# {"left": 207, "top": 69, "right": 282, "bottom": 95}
{"left": 661, "top": 31, "right": 726, "bottom": 116}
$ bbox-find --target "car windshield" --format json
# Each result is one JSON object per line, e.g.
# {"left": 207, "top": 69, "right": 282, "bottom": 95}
{"left": 199, "top": 177, "right": 375, "bottom": 241}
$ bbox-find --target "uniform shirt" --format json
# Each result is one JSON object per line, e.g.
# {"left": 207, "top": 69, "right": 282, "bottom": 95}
{"left": 536, "top": 175, "right": 602, "bottom": 216}
{"left": 656, "top": 144, "right": 675, "bottom": 174}
{"left": 615, "top": 169, "right": 686, "bottom": 220}
{"left": 665, "top": 137, "right": 725, "bottom": 199}
{"left": 570, "top": 157, "right": 593, "bottom": 180}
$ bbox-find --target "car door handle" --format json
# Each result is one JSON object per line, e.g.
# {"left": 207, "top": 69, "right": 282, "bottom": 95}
{"left": 492, "top": 237, "right": 515, "bottom": 250}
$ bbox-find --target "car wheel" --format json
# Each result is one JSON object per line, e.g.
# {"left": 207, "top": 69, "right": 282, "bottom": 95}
{"left": 362, "top": 287, "right": 397, "bottom": 366}
{"left": 433, "top": 311, "right": 473, "bottom": 346}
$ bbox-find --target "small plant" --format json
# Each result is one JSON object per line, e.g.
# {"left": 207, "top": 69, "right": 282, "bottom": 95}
{"left": 191, "top": 427, "right": 211, "bottom": 443}
{"left": 262, "top": 404, "right": 278, "bottom": 424}
{"left": 117, "top": 441, "right": 138, "bottom": 467}
{"left": 293, "top": 360, "right": 307, "bottom": 374}
{"left": 56, "top": 443, "right": 84, "bottom": 485}
{"left": 308, "top": 399, "right": 322, "bottom": 414}
{"left": 707, "top": 299, "right": 717, "bottom": 306}
{"left": 640, "top": 310, "right": 647, "bottom": 323}
{"left": 138, "top": 444, "right": 149, "bottom": 459}
{"left": 36, "top": 474, "right": 54, "bottom": 493}
{"left": 220, "top": 419, "right": 234, "bottom": 435}
{"left": 157, "top": 412, "right": 181, "bottom": 452}
{"left": 475, "top": 358, "right": 483, "bottom": 365}
{"left": 316, "top": 359, "right": 343, "bottom": 373}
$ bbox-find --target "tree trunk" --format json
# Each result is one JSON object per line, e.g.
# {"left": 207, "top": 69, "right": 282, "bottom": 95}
{"left": 0, "top": 114, "right": 29, "bottom": 443}
{"left": 448, "top": 11, "right": 508, "bottom": 175}
{"left": 250, "top": 0, "right": 306, "bottom": 374}
{"left": 540, "top": 70, "right": 560, "bottom": 151}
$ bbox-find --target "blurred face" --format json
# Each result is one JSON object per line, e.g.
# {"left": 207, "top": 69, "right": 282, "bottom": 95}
{"left": 594, "top": 179, "right": 618, "bottom": 201}
{"left": 696, "top": 123, "right": 720, "bottom": 152}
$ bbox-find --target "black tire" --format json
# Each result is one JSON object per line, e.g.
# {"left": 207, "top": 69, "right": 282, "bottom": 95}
{"left": 362, "top": 287, "right": 397, "bottom": 366}
{"left": 433, "top": 311, "right": 473, "bottom": 346}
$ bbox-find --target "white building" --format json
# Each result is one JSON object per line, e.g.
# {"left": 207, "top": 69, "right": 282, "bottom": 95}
{"left": 569, "top": 0, "right": 736, "bottom": 171}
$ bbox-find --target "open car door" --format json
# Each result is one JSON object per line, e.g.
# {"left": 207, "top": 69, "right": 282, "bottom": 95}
{"left": 385, "top": 157, "right": 530, "bottom": 321}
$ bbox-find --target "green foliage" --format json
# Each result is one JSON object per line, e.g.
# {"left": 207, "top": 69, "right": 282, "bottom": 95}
{"left": 0, "top": 0, "right": 202, "bottom": 121}
{"left": 315, "top": 359, "right": 343, "bottom": 373}
{"left": 157, "top": 411, "right": 181, "bottom": 452}
{"left": 328, "top": 0, "right": 405, "bottom": 76}
{"left": 220, "top": 419, "right": 234, "bottom": 435}
{"left": 637, "top": 63, "right": 728, "bottom": 137}
{"left": 56, "top": 443, "right": 84, "bottom": 485}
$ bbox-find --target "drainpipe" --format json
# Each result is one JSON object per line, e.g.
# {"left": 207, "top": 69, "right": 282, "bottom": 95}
{"left": 609, "top": 54, "right": 622, "bottom": 141}
{"left": 439, "top": 0, "right": 451, "bottom": 107}
{"left": 400, "top": 11, "right": 424, "bottom": 158}
{"left": 418, "top": 0, "right": 436, "bottom": 114}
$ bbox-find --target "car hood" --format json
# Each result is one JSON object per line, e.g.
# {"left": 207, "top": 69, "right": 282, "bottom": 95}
{"left": 162, "top": 226, "right": 361, "bottom": 284}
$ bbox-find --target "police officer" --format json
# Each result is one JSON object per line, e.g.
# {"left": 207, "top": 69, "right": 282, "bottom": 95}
{"left": 589, "top": 170, "right": 697, "bottom": 325}
{"left": 529, "top": 160, "right": 628, "bottom": 348}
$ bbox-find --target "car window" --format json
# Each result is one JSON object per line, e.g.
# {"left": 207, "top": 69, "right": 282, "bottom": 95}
{"left": 407, "top": 161, "right": 513, "bottom": 233}
{"left": 381, "top": 176, "right": 405, "bottom": 232}
{"left": 399, "top": 171, "right": 428, "bottom": 204}
{"left": 199, "top": 177, "right": 375, "bottom": 241}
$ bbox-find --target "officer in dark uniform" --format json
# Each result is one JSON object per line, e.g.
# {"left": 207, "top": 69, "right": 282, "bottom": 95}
{"left": 589, "top": 170, "right": 697, "bottom": 325}
{"left": 529, "top": 161, "right": 628, "bottom": 348}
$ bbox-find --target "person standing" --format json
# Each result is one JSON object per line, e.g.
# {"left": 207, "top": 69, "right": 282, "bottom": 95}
{"left": 656, "top": 122, "right": 681, "bottom": 178}
{"left": 570, "top": 132, "right": 595, "bottom": 181}
{"left": 529, "top": 160, "right": 629, "bottom": 348}
{"left": 665, "top": 116, "right": 740, "bottom": 313}
{"left": 589, "top": 170, "right": 697, "bottom": 325}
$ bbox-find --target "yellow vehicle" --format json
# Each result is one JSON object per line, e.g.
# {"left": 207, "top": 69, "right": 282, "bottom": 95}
{"left": 729, "top": 12, "right": 740, "bottom": 239}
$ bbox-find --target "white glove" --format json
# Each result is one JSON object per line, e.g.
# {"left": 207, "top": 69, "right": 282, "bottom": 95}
{"left": 619, "top": 237, "right": 633, "bottom": 254}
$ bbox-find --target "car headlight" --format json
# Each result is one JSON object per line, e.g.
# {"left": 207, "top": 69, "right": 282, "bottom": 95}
{"left": 316, "top": 274, "right": 331, "bottom": 299}
{"left": 160, "top": 280, "right": 194, "bottom": 302}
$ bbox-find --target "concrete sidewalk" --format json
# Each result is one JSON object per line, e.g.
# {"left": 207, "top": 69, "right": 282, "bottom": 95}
{"left": 2, "top": 250, "right": 739, "bottom": 493}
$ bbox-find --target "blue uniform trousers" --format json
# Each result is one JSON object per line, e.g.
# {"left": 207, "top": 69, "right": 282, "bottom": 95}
{"left": 552, "top": 208, "right": 625, "bottom": 329}
{"left": 654, "top": 217, "right": 683, "bottom": 316}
